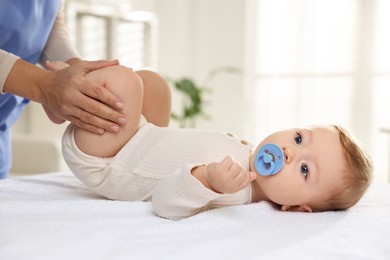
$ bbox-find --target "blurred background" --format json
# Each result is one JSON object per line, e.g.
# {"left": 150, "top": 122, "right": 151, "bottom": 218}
{"left": 11, "top": 0, "right": 390, "bottom": 182}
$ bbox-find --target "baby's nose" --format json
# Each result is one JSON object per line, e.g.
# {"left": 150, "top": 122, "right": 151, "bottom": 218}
{"left": 283, "top": 147, "right": 293, "bottom": 163}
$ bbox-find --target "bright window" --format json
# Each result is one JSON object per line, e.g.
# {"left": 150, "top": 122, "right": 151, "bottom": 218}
{"left": 248, "top": 0, "right": 390, "bottom": 181}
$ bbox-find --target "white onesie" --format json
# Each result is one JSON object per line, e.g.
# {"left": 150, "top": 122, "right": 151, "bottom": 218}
{"left": 62, "top": 118, "right": 254, "bottom": 219}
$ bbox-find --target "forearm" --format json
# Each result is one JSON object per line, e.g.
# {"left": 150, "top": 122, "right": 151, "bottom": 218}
{"left": 0, "top": 50, "right": 19, "bottom": 93}
{"left": 3, "top": 58, "right": 50, "bottom": 103}
{"left": 1, "top": 54, "right": 78, "bottom": 101}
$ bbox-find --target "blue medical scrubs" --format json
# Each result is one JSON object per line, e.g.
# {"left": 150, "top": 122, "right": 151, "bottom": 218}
{"left": 0, "top": 0, "right": 61, "bottom": 178}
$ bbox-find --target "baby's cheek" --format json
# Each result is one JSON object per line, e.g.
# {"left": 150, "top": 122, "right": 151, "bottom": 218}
{"left": 266, "top": 175, "right": 302, "bottom": 203}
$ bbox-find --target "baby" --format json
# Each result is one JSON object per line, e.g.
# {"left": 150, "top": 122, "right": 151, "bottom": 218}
{"left": 48, "top": 62, "right": 373, "bottom": 220}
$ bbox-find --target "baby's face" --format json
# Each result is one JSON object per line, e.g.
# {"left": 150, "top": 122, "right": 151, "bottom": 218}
{"left": 250, "top": 125, "right": 347, "bottom": 210}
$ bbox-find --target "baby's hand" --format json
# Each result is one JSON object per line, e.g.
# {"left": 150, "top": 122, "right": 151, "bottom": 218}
{"left": 205, "top": 156, "right": 257, "bottom": 194}
{"left": 45, "top": 60, "right": 70, "bottom": 71}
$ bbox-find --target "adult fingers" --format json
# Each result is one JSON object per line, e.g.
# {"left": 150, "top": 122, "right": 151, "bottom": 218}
{"left": 69, "top": 95, "right": 124, "bottom": 134}
{"left": 77, "top": 81, "right": 125, "bottom": 124}
{"left": 66, "top": 114, "right": 105, "bottom": 135}
{"left": 81, "top": 73, "right": 124, "bottom": 108}
{"left": 81, "top": 59, "right": 119, "bottom": 73}
{"left": 45, "top": 60, "right": 69, "bottom": 71}
{"left": 78, "top": 60, "right": 123, "bottom": 113}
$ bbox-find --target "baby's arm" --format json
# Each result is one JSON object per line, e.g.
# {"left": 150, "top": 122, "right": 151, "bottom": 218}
{"left": 152, "top": 158, "right": 255, "bottom": 220}
{"left": 192, "top": 156, "right": 257, "bottom": 194}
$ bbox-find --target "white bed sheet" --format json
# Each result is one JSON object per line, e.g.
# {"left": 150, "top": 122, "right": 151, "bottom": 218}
{"left": 1, "top": 172, "right": 389, "bottom": 260}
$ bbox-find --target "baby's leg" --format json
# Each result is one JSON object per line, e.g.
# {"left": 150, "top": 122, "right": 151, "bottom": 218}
{"left": 74, "top": 65, "right": 143, "bottom": 157}
{"left": 136, "top": 70, "right": 171, "bottom": 127}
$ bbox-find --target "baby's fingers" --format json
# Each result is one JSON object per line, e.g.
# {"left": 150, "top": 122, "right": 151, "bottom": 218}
{"left": 249, "top": 171, "right": 257, "bottom": 182}
{"left": 237, "top": 171, "right": 257, "bottom": 190}
{"left": 221, "top": 156, "right": 234, "bottom": 167}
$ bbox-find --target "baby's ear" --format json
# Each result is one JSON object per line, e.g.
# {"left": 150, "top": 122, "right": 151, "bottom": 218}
{"left": 281, "top": 204, "right": 313, "bottom": 212}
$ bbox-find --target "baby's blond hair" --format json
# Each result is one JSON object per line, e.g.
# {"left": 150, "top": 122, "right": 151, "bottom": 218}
{"left": 316, "top": 125, "right": 373, "bottom": 211}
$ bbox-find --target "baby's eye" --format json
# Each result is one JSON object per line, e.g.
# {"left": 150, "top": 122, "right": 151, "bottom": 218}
{"left": 294, "top": 132, "right": 302, "bottom": 144}
{"left": 300, "top": 163, "right": 309, "bottom": 179}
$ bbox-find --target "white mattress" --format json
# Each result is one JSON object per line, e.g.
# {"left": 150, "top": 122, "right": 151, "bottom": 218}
{"left": 1, "top": 172, "right": 389, "bottom": 260}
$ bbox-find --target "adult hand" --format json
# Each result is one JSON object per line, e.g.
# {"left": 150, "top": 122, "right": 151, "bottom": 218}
{"left": 41, "top": 59, "right": 126, "bottom": 134}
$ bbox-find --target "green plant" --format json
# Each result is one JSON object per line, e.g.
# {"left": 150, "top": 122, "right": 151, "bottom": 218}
{"left": 168, "top": 66, "right": 243, "bottom": 128}
{"left": 168, "top": 77, "right": 211, "bottom": 128}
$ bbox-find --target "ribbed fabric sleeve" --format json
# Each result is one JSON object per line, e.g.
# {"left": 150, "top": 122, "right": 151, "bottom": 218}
{"left": 39, "top": 1, "right": 80, "bottom": 65}
{"left": 152, "top": 165, "right": 252, "bottom": 220}
{"left": 0, "top": 50, "right": 19, "bottom": 93}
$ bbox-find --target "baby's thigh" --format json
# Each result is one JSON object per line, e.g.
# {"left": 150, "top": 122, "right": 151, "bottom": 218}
{"left": 62, "top": 124, "right": 111, "bottom": 187}
{"left": 75, "top": 65, "right": 144, "bottom": 157}
{"left": 86, "top": 65, "right": 141, "bottom": 95}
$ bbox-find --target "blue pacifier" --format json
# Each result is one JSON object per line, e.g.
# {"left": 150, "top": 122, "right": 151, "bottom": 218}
{"left": 255, "top": 144, "right": 285, "bottom": 176}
